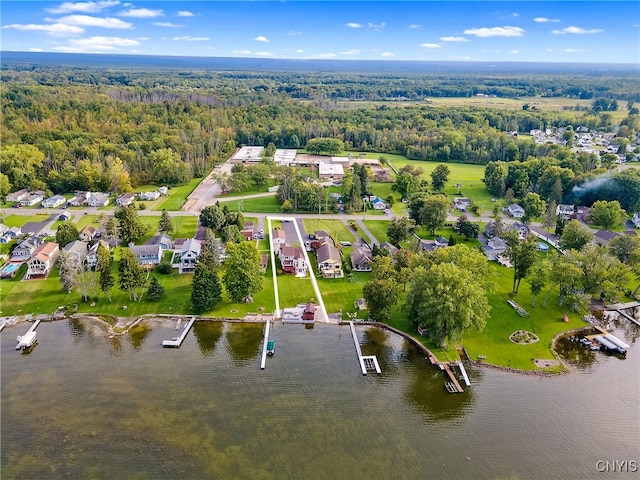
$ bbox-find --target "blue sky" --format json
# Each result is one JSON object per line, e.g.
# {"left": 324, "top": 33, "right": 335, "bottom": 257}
{"left": 2, "top": 1, "right": 639, "bottom": 63}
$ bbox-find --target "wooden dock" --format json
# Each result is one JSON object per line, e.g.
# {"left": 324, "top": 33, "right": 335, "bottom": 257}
{"left": 161, "top": 316, "right": 195, "bottom": 347}
{"left": 604, "top": 302, "right": 640, "bottom": 327}
{"left": 442, "top": 363, "right": 464, "bottom": 393}
{"left": 15, "top": 318, "right": 41, "bottom": 350}
{"left": 260, "top": 320, "right": 271, "bottom": 370}
{"left": 349, "top": 322, "right": 381, "bottom": 375}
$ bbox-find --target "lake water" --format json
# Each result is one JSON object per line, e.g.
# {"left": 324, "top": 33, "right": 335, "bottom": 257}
{"left": 1, "top": 318, "right": 638, "bottom": 479}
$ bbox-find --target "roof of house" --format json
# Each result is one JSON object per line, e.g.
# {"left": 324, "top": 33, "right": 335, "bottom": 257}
{"left": 594, "top": 230, "right": 619, "bottom": 243}
{"left": 64, "top": 240, "right": 88, "bottom": 256}
{"left": 181, "top": 238, "right": 202, "bottom": 255}
{"left": 489, "top": 237, "right": 506, "bottom": 249}
{"left": 281, "top": 245, "right": 304, "bottom": 259}
{"left": 509, "top": 203, "right": 525, "bottom": 212}
{"left": 350, "top": 247, "right": 373, "bottom": 265}
{"left": 129, "top": 244, "right": 162, "bottom": 257}
{"left": 80, "top": 225, "right": 96, "bottom": 235}
{"left": 379, "top": 242, "right": 399, "bottom": 254}
{"left": 318, "top": 163, "right": 344, "bottom": 176}
{"left": 272, "top": 228, "right": 286, "bottom": 240}
{"left": 317, "top": 243, "right": 341, "bottom": 264}
{"left": 31, "top": 242, "right": 59, "bottom": 261}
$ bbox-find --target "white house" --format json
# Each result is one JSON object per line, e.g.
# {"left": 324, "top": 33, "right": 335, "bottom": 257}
{"left": 139, "top": 191, "right": 160, "bottom": 201}
{"left": 42, "top": 195, "right": 66, "bottom": 208}
{"left": 507, "top": 203, "right": 525, "bottom": 218}
{"left": 453, "top": 197, "right": 472, "bottom": 211}
{"left": 279, "top": 245, "right": 307, "bottom": 277}
{"left": 25, "top": 242, "right": 59, "bottom": 279}
{"left": 271, "top": 228, "right": 287, "bottom": 253}
{"left": 86, "top": 193, "right": 110, "bottom": 207}
{"left": 86, "top": 240, "right": 109, "bottom": 268}
{"left": 556, "top": 204, "right": 575, "bottom": 219}
{"left": 79, "top": 226, "right": 96, "bottom": 242}
{"left": 633, "top": 213, "right": 640, "bottom": 229}
{"left": 158, "top": 186, "right": 169, "bottom": 196}
{"left": 116, "top": 192, "right": 136, "bottom": 207}
{"left": 20, "top": 191, "right": 45, "bottom": 207}
{"left": 12, "top": 236, "right": 43, "bottom": 260}
{"left": 179, "top": 238, "right": 201, "bottom": 273}
{"left": 371, "top": 197, "right": 387, "bottom": 210}
{"left": 6, "top": 189, "right": 29, "bottom": 202}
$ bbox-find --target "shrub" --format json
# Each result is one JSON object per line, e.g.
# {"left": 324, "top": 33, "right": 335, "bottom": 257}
{"left": 156, "top": 262, "right": 172, "bottom": 274}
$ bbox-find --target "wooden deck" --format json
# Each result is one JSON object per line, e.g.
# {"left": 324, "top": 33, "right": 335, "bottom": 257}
{"left": 161, "top": 316, "right": 195, "bottom": 347}
{"left": 349, "top": 322, "right": 381, "bottom": 375}
{"left": 443, "top": 363, "right": 464, "bottom": 393}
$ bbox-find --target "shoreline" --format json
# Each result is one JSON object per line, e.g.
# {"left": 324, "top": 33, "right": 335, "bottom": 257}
{"left": 3, "top": 313, "right": 599, "bottom": 375}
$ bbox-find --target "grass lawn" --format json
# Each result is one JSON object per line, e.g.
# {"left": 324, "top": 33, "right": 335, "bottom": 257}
{"left": 302, "top": 219, "right": 353, "bottom": 243}
{"left": 220, "top": 195, "right": 282, "bottom": 213}
{"left": 154, "top": 178, "right": 203, "bottom": 211}
{"left": 1, "top": 214, "right": 53, "bottom": 227}
{"left": 316, "top": 272, "right": 369, "bottom": 317}
{"left": 275, "top": 272, "right": 316, "bottom": 308}
{"left": 73, "top": 215, "right": 100, "bottom": 230}
{"left": 172, "top": 216, "right": 198, "bottom": 239}
{"left": 362, "top": 220, "right": 390, "bottom": 244}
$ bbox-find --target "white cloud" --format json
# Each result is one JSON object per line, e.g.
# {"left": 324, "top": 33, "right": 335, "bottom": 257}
{"left": 340, "top": 49, "right": 360, "bottom": 55}
{"left": 381, "top": 52, "right": 394, "bottom": 57}
{"left": 318, "top": 52, "right": 337, "bottom": 58}
{"left": 510, "top": 49, "right": 519, "bottom": 54}
{"left": 153, "top": 22, "right": 182, "bottom": 28}
{"left": 119, "top": 8, "right": 163, "bottom": 18}
{"left": 232, "top": 49, "right": 252, "bottom": 54}
{"left": 552, "top": 26, "right": 603, "bottom": 34}
{"left": 177, "top": 11, "right": 194, "bottom": 17}
{"left": 255, "top": 51, "right": 273, "bottom": 56}
{"left": 420, "top": 43, "right": 441, "bottom": 49}
{"left": 545, "top": 48, "right": 554, "bottom": 52}
{"left": 440, "top": 36, "right": 468, "bottom": 42}
{"left": 409, "top": 24, "right": 421, "bottom": 29}
{"left": 2, "top": 22, "right": 84, "bottom": 36}
{"left": 464, "top": 26, "right": 524, "bottom": 37}
{"left": 54, "top": 15, "right": 133, "bottom": 29}
{"left": 28, "top": 47, "right": 44, "bottom": 52}
{"left": 254, "top": 35, "right": 269, "bottom": 42}
{"left": 346, "top": 22, "right": 361, "bottom": 28}
{"left": 368, "top": 22, "right": 386, "bottom": 29}
{"left": 172, "top": 36, "right": 209, "bottom": 41}
{"left": 565, "top": 48, "right": 586, "bottom": 53}
{"left": 53, "top": 35, "right": 140, "bottom": 51}
{"left": 46, "top": 1, "right": 120, "bottom": 14}
{"left": 453, "top": 56, "right": 471, "bottom": 60}
{"left": 295, "top": 49, "right": 304, "bottom": 53}
{"left": 534, "top": 17, "right": 560, "bottom": 23}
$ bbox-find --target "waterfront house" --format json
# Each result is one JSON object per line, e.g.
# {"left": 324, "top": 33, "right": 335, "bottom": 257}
{"left": 86, "top": 193, "right": 110, "bottom": 207}
{"left": 129, "top": 244, "right": 162, "bottom": 267}
{"left": 116, "top": 192, "right": 136, "bottom": 207}
{"left": 508, "top": 204, "right": 525, "bottom": 218}
{"left": 79, "top": 226, "right": 96, "bottom": 242}
{"left": 350, "top": 247, "right": 373, "bottom": 272}
{"left": 316, "top": 243, "right": 343, "bottom": 278}
{"left": 6, "top": 189, "right": 29, "bottom": 202}
{"left": 20, "top": 191, "right": 45, "bottom": 207}
{"left": 25, "top": 242, "right": 60, "bottom": 279}
{"left": 154, "top": 234, "right": 173, "bottom": 251}
{"left": 86, "top": 240, "right": 109, "bottom": 268}
{"left": 42, "top": 195, "right": 66, "bottom": 208}
{"left": 179, "top": 238, "right": 201, "bottom": 274}
{"left": 271, "top": 228, "right": 287, "bottom": 253}
{"left": 279, "top": 244, "right": 307, "bottom": 276}
{"left": 64, "top": 240, "right": 88, "bottom": 265}
{"left": 12, "top": 236, "right": 43, "bottom": 261}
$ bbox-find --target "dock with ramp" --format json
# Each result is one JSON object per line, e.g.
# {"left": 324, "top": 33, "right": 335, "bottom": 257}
{"left": 162, "top": 316, "right": 195, "bottom": 347}
{"left": 349, "top": 321, "right": 381, "bottom": 375}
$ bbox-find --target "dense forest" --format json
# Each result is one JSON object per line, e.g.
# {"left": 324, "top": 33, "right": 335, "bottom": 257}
{"left": 1, "top": 62, "right": 639, "bottom": 196}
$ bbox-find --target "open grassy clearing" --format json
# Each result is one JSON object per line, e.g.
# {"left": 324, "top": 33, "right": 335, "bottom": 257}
{"left": 301, "top": 219, "right": 353, "bottom": 243}
{"left": 275, "top": 273, "right": 316, "bottom": 308}
{"left": 73, "top": 214, "right": 100, "bottom": 230}
{"left": 1, "top": 214, "right": 53, "bottom": 227}
{"left": 316, "top": 272, "right": 369, "bottom": 318}
{"left": 362, "top": 220, "right": 390, "bottom": 244}
{"left": 171, "top": 216, "right": 198, "bottom": 239}
{"left": 219, "top": 195, "right": 282, "bottom": 213}
{"left": 154, "top": 178, "right": 202, "bottom": 211}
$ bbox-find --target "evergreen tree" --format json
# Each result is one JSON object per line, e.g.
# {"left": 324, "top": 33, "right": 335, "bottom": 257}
{"left": 56, "top": 221, "right": 80, "bottom": 247}
{"left": 158, "top": 209, "right": 174, "bottom": 235}
{"left": 119, "top": 248, "right": 147, "bottom": 301}
{"left": 191, "top": 263, "right": 222, "bottom": 312}
{"left": 147, "top": 276, "right": 165, "bottom": 301}
{"left": 115, "top": 205, "right": 146, "bottom": 245}
{"left": 96, "top": 243, "right": 114, "bottom": 301}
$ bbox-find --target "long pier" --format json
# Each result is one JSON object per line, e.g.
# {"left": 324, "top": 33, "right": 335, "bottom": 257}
{"left": 604, "top": 302, "right": 640, "bottom": 327}
{"left": 458, "top": 362, "right": 471, "bottom": 387}
{"left": 349, "top": 321, "right": 381, "bottom": 375}
{"left": 443, "top": 363, "right": 464, "bottom": 393}
{"left": 260, "top": 320, "right": 271, "bottom": 370}
{"left": 162, "top": 316, "right": 195, "bottom": 347}
{"left": 15, "top": 318, "right": 41, "bottom": 350}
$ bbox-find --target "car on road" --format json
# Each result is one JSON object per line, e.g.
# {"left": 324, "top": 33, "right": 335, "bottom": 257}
{"left": 339, "top": 241, "right": 352, "bottom": 246}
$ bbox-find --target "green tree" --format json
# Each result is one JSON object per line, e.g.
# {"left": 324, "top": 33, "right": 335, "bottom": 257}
{"left": 115, "top": 205, "right": 146, "bottom": 245}
{"left": 522, "top": 192, "right": 547, "bottom": 223}
{"left": 483, "top": 161, "right": 508, "bottom": 197}
{"left": 392, "top": 165, "right": 423, "bottom": 199}
{"left": 105, "top": 218, "right": 121, "bottom": 247}
{"left": 147, "top": 276, "right": 165, "bottom": 301}
{"left": 58, "top": 250, "right": 79, "bottom": 294}
{"left": 454, "top": 214, "right": 479, "bottom": 239}
{"left": 0, "top": 172, "right": 11, "bottom": 201}
{"left": 587, "top": 200, "right": 627, "bottom": 230}
{"left": 119, "top": 248, "right": 147, "bottom": 301}
{"left": 560, "top": 220, "right": 593, "bottom": 251}
{"left": 430, "top": 164, "right": 450, "bottom": 192}
{"left": 56, "top": 221, "right": 80, "bottom": 247}
{"left": 96, "top": 243, "right": 114, "bottom": 301}
{"left": 608, "top": 234, "right": 640, "bottom": 265}
{"left": 199, "top": 204, "right": 226, "bottom": 232}
{"left": 223, "top": 242, "right": 264, "bottom": 302}
{"left": 158, "top": 209, "right": 174, "bottom": 235}
{"left": 191, "top": 262, "right": 223, "bottom": 312}
{"left": 387, "top": 216, "right": 415, "bottom": 246}
{"left": 249, "top": 163, "right": 271, "bottom": 190}
{"left": 406, "top": 261, "right": 489, "bottom": 347}
{"left": 504, "top": 231, "right": 538, "bottom": 293}
{"left": 362, "top": 256, "right": 400, "bottom": 323}
{"left": 305, "top": 137, "right": 343, "bottom": 155}
{"left": 419, "top": 194, "right": 450, "bottom": 234}
{"left": 543, "top": 200, "right": 558, "bottom": 234}
{"left": 527, "top": 260, "right": 551, "bottom": 307}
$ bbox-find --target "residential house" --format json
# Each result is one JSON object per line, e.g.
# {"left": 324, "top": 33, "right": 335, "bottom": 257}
{"left": 1, "top": 226, "right": 23, "bottom": 243}
{"left": 488, "top": 236, "right": 506, "bottom": 250}
{"left": 556, "top": 204, "right": 575, "bottom": 220}
{"left": 12, "top": 236, "right": 43, "bottom": 261}
{"left": 42, "top": 195, "right": 66, "bottom": 208}
{"left": 420, "top": 236, "right": 449, "bottom": 252}
{"left": 116, "top": 192, "right": 136, "bottom": 207}
{"left": 6, "top": 189, "right": 29, "bottom": 202}
{"left": 79, "top": 226, "right": 96, "bottom": 242}
{"left": 154, "top": 234, "right": 173, "bottom": 251}
{"left": 179, "top": 238, "right": 201, "bottom": 273}
{"left": 484, "top": 221, "right": 505, "bottom": 238}
{"left": 316, "top": 243, "right": 343, "bottom": 278}
{"left": 0, "top": 224, "right": 7, "bottom": 236}
{"left": 158, "top": 186, "right": 169, "bottom": 196}
{"left": 58, "top": 212, "right": 71, "bottom": 221}
{"left": 20, "top": 191, "right": 45, "bottom": 207}
{"left": 279, "top": 244, "right": 307, "bottom": 277}
{"left": 139, "top": 191, "right": 160, "bottom": 201}
{"left": 593, "top": 230, "right": 619, "bottom": 247}
{"left": 86, "top": 193, "right": 110, "bottom": 207}
{"left": 379, "top": 241, "right": 399, "bottom": 257}
{"left": 25, "top": 242, "right": 60, "bottom": 279}
{"left": 371, "top": 197, "right": 386, "bottom": 210}
{"left": 633, "top": 213, "right": 640, "bottom": 229}
{"left": 69, "top": 191, "right": 90, "bottom": 206}
{"left": 271, "top": 228, "right": 287, "bottom": 253}
{"left": 350, "top": 247, "right": 373, "bottom": 272}
{"left": 64, "top": 240, "right": 88, "bottom": 264}
{"left": 507, "top": 204, "right": 525, "bottom": 218}
{"left": 129, "top": 244, "right": 162, "bottom": 267}
{"left": 86, "top": 240, "right": 109, "bottom": 268}
{"left": 453, "top": 197, "right": 472, "bottom": 211}
{"left": 507, "top": 222, "right": 530, "bottom": 239}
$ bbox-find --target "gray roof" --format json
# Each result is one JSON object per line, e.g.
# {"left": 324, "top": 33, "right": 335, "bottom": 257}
{"left": 317, "top": 243, "right": 341, "bottom": 264}
{"left": 181, "top": 238, "right": 202, "bottom": 255}
{"left": 64, "top": 240, "right": 88, "bottom": 256}
{"left": 130, "top": 244, "right": 161, "bottom": 257}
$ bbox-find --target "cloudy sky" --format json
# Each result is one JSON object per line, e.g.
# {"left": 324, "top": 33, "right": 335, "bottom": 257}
{"left": 2, "top": 1, "right": 639, "bottom": 63}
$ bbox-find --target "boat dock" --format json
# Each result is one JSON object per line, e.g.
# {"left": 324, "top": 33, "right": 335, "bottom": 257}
{"left": 604, "top": 302, "right": 640, "bottom": 327}
{"left": 457, "top": 362, "right": 471, "bottom": 387}
{"left": 349, "top": 322, "right": 381, "bottom": 375}
{"left": 161, "top": 316, "right": 195, "bottom": 347}
{"left": 260, "top": 320, "right": 271, "bottom": 370}
{"left": 443, "top": 362, "right": 464, "bottom": 393}
{"left": 15, "top": 318, "right": 41, "bottom": 350}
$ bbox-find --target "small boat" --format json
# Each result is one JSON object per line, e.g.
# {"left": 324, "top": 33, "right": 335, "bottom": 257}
{"left": 266, "top": 340, "right": 275, "bottom": 356}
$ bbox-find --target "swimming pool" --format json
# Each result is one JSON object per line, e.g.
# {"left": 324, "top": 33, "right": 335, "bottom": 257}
{"left": 1, "top": 263, "right": 21, "bottom": 276}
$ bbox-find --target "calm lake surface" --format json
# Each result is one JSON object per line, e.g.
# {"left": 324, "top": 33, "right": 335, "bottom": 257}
{"left": 1, "top": 318, "right": 638, "bottom": 479}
